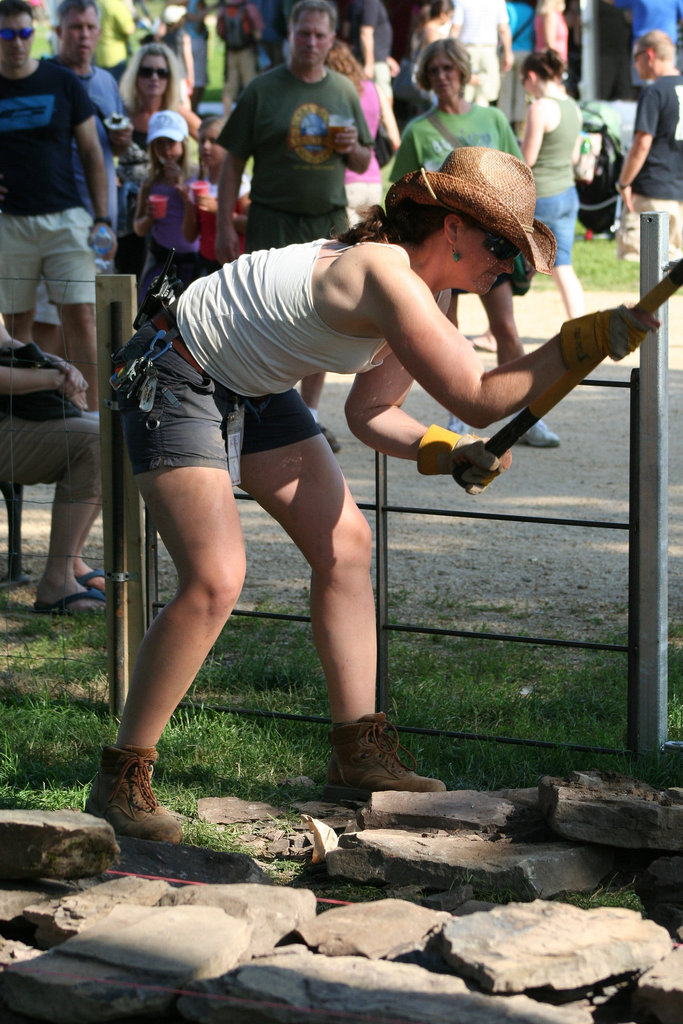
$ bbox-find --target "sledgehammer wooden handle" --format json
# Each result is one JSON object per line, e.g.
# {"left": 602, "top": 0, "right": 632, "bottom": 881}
{"left": 468, "top": 257, "right": 683, "bottom": 463}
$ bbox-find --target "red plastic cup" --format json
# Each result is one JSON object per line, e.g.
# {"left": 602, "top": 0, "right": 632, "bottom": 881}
{"left": 149, "top": 193, "right": 168, "bottom": 219}
{"left": 191, "top": 180, "right": 210, "bottom": 202}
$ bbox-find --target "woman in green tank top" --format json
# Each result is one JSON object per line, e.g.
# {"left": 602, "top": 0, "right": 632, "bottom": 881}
{"left": 520, "top": 48, "right": 585, "bottom": 321}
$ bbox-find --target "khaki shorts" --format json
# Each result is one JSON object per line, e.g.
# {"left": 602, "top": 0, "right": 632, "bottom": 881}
{"left": 0, "top": 411, "right": 101, "bottom": 506}
{"left": 373, "top": 60, "right": 393, "bottom": 103}
{"left": 616, "top": 194, "right": 683, "bottom": 263}
{"left": 0, "top": 207, "right": 96, "bottom": 312}
{"left": 464, "top": 44, "right": 501, "bottom": 106}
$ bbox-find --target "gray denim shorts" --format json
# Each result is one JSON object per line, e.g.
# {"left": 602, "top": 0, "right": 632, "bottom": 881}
{"left": 119, "top": 347, "right": 320, "bottom": 475}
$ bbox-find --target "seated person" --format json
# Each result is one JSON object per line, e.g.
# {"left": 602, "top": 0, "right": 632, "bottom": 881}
{"left": 0, "top": 321, "right": 104, "bottom": 613}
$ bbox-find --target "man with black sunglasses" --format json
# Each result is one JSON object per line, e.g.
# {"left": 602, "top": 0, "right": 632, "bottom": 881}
{"left": 0, "top": 0, "right": 114, "bottom": 406}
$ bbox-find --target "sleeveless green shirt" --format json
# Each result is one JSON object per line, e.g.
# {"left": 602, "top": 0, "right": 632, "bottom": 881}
{"left": 532, "top": 96, "right": 582, "bottom": 198}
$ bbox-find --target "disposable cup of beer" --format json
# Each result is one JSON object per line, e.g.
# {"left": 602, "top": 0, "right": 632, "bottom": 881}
{"left": 149, "top": 193, "right": 168, "bottom": 219}
{"left": 328, "top": 115, "right": 354, "bottom": 144}
{"left": 191, "top": 180, "right": 210, "bottom": 202}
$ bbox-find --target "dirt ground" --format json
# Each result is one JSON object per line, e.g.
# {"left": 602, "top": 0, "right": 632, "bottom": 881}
{"left": 7, "top": 284, "right": 683, "bottom": 645}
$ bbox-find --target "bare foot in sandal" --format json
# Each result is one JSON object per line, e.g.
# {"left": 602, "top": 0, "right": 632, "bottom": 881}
{"left": 34, "top": 575, "right": 105, "bottom": 614}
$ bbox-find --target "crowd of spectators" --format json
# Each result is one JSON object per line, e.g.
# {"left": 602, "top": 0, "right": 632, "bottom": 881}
{"left": 0, "top": 0, "right": 682, "bottom": 612}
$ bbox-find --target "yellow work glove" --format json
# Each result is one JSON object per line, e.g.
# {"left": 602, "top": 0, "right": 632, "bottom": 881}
{"left": 417, "top": 424, "right": 506, "bottom": 494}
{"left": 560, "top": 305, "right": 650, "bottom": 370}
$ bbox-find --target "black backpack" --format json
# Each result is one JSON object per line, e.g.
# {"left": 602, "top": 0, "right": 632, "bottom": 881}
{"left": 576, "top": 101, "right": 624, "bottom": 235}
{"left": 217, "top": 3, "right": 254, "bottom": 50}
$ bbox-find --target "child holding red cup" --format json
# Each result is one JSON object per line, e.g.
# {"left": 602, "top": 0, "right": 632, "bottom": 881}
{"left": 133, "top": 110, "right": 199, "bottom": 298}
{"left": 182, "top": 116, "right": 250, "bottom": 274}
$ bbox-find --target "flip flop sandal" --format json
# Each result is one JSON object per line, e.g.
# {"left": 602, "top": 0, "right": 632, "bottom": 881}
{"left": 76, "top": 569, "right": 105, "bottom": 587}
{"left": 33, "top": 588, "right": 106, "bottom": 615}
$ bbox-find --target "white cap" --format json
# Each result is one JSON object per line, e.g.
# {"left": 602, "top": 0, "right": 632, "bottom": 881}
{"left": 163, "top": 5, "right": 186, "bottom": 24}
{"left": 147, "top": 110, "right": 188, "bottom": 145}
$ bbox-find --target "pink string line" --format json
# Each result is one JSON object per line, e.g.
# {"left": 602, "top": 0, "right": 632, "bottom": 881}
{"left": 9, "top": 961, "right": 420, "bottom": 1023}
{"left": 105, "top": 868, "right": 352, "bottom": 905}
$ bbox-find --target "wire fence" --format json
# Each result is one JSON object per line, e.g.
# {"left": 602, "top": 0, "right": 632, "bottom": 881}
{"left": 1, "top": 215, "right": 681, "bottom": 758}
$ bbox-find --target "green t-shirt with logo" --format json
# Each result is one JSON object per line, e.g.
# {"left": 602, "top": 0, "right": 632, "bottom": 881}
{"left": 391, "top": 104, "right": 522, "bottom": 180}
{"left": 219, "top": 65, "right": 372, "bottom": 215}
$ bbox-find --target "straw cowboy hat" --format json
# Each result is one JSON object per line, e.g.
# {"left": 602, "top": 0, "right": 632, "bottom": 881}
{"left": 386, "top": 147, "right": 557, "bottom": 275}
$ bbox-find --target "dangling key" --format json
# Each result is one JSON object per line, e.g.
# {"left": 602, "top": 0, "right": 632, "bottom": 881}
{"left": 138, "top": 365, "right": 158, "bottom": 412}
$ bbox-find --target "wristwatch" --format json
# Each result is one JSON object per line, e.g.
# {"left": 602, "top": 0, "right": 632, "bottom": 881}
{"left": 93, "top": 216, "right": 112, "bottom": 226}
{"left": 617, "top": 182, "right": 631, "bottom": 190}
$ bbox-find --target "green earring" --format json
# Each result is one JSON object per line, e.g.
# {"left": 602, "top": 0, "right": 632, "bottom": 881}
{"left": 452, "top": 250, "right": 460, "bottom": 263}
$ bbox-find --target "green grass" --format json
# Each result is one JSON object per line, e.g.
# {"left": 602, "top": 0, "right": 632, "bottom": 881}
{"left": 2, "top": 608, "right": 681, "bottom": 801}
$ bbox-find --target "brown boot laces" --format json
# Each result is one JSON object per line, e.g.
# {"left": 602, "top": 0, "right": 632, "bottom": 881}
{"left": 110, "top": 752, "right": 159, "bottom": 812}
{"left": 367, "top": 719, "right": 417, "bottom": 774}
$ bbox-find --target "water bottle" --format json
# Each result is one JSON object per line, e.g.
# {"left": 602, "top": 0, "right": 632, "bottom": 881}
{"left": 574, "top": 133, "right": 595, "bottom": 185}
{"left": 91, "top": 223, "right": 112, "bottom": 273}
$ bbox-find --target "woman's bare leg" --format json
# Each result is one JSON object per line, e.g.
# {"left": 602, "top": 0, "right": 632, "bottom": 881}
{"left": 116, "top": 465, "right": 246, "bottom": 748}
{"left": 552, "top": 264, "right": 585, "bottom": 320}
{"left": 241, "top": 435, "right": 376, "bottom": 723}
{"left": 36, "top": 499, "right": 103, "bottom": 611}
{"left": 480, "top": 282, "right": 524, "bottom": 365}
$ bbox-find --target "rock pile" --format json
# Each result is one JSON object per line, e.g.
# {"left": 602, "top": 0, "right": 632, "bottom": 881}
{"left": 0, "top": 770, "right": 680, "bottom": 1023}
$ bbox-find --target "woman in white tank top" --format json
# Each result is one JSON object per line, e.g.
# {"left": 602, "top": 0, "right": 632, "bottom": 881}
{"left": 84, "top": 146, "right": 657, "bottom": 841}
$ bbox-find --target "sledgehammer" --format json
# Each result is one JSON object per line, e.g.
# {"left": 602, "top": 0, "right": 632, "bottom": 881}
{"left": 454, "top": 257, "right": 683, "bottom": 480}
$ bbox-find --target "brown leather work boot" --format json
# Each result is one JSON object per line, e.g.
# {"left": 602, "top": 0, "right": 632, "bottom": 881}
{"left": 85, "top": 745, "right": 183, "bottom": 843}
{"left": 324, "top": 713, "right": 446, "bottom": 801}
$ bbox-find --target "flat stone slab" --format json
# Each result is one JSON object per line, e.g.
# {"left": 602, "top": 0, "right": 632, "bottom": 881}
{"left": 635, "top": 855, "right": 683, "bottom": 938}
{"left": 159, "top": 882, "right": 317, "bottom": 958}
{"left": 326, "top": 829, "right": 614, "bottom": 899}
{"left": 0, "top": 881, "right": 79, "bottom": 926}
{"left": 23, "top": 874, "right": 171, "bottom": 947}
{"left": 113, "top": 834, "right": 271, "bottom": 885}
{"left": 177, "top": 948, "right": 594, "bottom": 1023}
{"left": 294, "top": 898, "right": 450, "bottom": 959}
{"left": 292, "top": 800, "right": 358, "bottom": 831}
{"left": 358, "top": 790, "right": 521, "bottom": 834}
{"left": 634, "top": 946, "right": 683, "bottom": 1024}
{"left": 0, "top": 937, "right": 43, "bottom": 968}
{"left": 3, "top": 903, "right": 253, "bottom": 1023}
{"left": 0, "top": 810, "right": 119, "bottom": 880}
{"left": 439, "top": 900, "right": 672, "bottom": 994}
{"left": 420, "top": 885, "right": 475, "bottom": 912}
{"left": 538, "top": 771, "right": 683, "bottom": 850}
{"left": 196, "top": 796, "right": 284, "bottom": 824}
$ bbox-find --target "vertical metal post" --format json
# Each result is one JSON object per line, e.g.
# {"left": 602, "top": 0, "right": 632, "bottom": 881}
{"left": 109, "top": 301, "right": 127, "bottom": 716}
{"left": 579, "top": 0, "right": 599, "bottom": 102}
{"left": 0, "top": 482, "right": 28, "bottom": 585}
{"left": 375, "top": 451, "right": 389, "bottom": 713}
{"left": 632, "top": 212, "right": 669, "bottom": 753}
{"left": 627, "top": 368, "right": 640, "bottom": 748}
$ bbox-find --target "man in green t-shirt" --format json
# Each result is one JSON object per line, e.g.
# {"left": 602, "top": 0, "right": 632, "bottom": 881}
{"left": 216, "top": 0, "right": 373, "bottom": 448}
{"left": 216, "top": 0, "right": 372, "bottom": 257}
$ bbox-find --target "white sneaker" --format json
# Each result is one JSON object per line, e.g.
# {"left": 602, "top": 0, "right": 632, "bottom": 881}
{"left": 447, "top": 414, "right": 471, "bottom": 434}
{"left": 519, "top": 419, "right": 560, "bottom": 448}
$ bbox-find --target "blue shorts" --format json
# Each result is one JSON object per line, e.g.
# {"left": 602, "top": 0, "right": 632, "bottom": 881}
{"left": 118, "top": 346, "right": 320, "bottom": 476}
{"left": 534, "top": 186, "right": 579, "bottom": 267}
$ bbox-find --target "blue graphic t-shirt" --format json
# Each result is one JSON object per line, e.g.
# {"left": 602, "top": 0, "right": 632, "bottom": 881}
{"left": 0, "top": 61, "right": 94, "bottom": 216}
{"left": 47, "top": 58, "right": 125, "bottom": 228}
